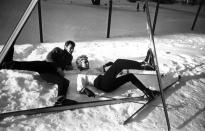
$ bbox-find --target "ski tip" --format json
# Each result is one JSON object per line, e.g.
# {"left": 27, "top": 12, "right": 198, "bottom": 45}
{"left": 178, "top": 75, "right": 182, "bottom": 80}
{"left": 123, "top": 119, "right": 130, "bottom": 125}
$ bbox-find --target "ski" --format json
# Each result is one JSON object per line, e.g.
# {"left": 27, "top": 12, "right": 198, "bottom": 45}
{"left": 0, "top": 96, "right": 146, "bottom": 119}
{"left": 123, "top": 75, "right": 181, "bottom": 125}
{"left": 123, "top": 97, "right": 153, "bottom": 125}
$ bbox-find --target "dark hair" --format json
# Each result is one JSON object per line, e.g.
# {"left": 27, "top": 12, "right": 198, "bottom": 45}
{"left": 65, "top": 40, "right": 75, "bottom": 48}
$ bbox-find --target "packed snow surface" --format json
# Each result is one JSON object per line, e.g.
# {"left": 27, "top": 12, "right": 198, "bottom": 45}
{"left": 0, "top": 34, "right": 205, "bottom": 131}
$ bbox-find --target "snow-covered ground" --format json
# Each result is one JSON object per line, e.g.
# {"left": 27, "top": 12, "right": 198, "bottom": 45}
{"left": 0, "top": 33, "right": 205, "bottom": 131}
{"left": 1, "top": 0, "right": 205, "bottom": 130}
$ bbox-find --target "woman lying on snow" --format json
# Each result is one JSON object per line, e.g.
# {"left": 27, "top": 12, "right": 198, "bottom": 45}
{"left": 76, "top": 49, "right": 160, "bottom": 100}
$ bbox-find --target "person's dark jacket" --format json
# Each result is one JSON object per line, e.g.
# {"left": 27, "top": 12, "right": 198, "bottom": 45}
{"left": 46, "top": 47, "right": 72, "bottom": 70}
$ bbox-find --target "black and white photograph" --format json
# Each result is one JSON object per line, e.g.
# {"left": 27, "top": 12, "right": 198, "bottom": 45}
{"left": 0, "top": 0, "right": 205, "bottom": 130}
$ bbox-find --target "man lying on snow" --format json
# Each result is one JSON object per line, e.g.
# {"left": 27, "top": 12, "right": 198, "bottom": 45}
{"left": 0, "top": 40, "right": 77, "bottom": 106}
{"left": 76, "top": 49, "right": 160, "bottom": 100}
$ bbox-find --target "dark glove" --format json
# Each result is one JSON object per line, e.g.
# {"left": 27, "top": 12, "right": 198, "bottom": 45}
{"left": 103, "top": 61, "right": 113, "bottom": 72}
{"left": 104, "top": 61, "right": 113, "bottom": 67}
{"left": 79, "top": 88, "right": 95, "bottom": 97}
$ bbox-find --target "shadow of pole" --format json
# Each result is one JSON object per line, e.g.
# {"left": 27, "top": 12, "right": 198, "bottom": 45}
{"left": 128, "top": 63, "right": 205, "bottom": 124}
{"left": 177, "top": 106, "right": 205, "bottom": 129}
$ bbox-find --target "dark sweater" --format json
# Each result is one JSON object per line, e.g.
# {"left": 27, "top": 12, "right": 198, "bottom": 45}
{"left": 46, "top": 47, "right": 73, "bottom": 70}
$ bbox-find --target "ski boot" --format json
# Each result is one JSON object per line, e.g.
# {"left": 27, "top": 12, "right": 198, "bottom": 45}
{"left": 54, "top": 96, "right": 78, "bottom": 106}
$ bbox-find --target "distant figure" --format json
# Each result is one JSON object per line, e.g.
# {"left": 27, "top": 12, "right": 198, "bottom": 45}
{"left": 143, "top": 2, "right": 146, "bottom": 12}
{"left": 137, "top": 2, "right": 140, "bottom": 12}
{"left": 136, "top": 1, "right": 146, "bottom": 12}
{"left": 0, "top": 40, "right": 77, "bottom": 106}
{"left": 91, "top": 0, "right": 100, "bottom": 5}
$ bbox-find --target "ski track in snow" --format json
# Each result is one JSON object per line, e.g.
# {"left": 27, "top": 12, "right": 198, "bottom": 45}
{"left": 0, "top": 34, "right": 205, "bottom": 131}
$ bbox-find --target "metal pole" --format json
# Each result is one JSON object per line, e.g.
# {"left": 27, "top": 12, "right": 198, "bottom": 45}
{"left": 107, "top": 0, "right": 112, "bottom": 38}
{"left": 0, "top": 0, "right": 39, "bottom": 64}
{"left": 38, "top": 0, "right": 44, "bottom": 43}
{"left": 191, "top": 0, "right": 204, "bottom": 30}
{"left": 145, "top": 0, "right": 171, "bottom": 130}
{"left": 152, "top": 0, "right": 160, "bottom": 35}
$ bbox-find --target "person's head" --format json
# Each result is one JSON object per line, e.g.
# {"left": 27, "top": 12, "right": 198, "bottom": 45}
{"left": 76, "top": 55, "right": 89, "bottom": 71}
{"left": 64, "top": 40, "right": 75, "bottom": 54}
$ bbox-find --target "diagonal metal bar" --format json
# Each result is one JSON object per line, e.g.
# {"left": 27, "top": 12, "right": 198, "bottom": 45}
{"left": 145, "top": 0, "right": 171, "bottom": 130}
{"left": 0, "top": 0, "right": 39, "bottom": 64}
{"left": 38, "top": 0, "right": 44, "bottom": 43}
{"left": 191, "top": 0, "right": 204, "bottom": 30}
{"left": 152, "top": 0, "right": 160, "bottom": 34}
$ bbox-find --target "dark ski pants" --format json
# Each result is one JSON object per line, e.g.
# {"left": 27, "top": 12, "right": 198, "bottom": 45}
{"left": 2, "top": 45, "right": 57, "bottom": 73}
{"left": 40, "top": 73, "right": 69, "bottom": 97}
{"left": 98, "top": 59, "right": 151, "bottom": 93}
{"left": 1, "top": 61, "right": 58, "bottom": 73}
{"left": 1, "top": 61, "right": 69, "bottom": 97}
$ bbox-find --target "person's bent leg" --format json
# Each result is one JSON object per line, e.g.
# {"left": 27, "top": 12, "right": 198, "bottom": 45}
{"left": 102, "top": 59, "right": 142, "bottom": 81}
{"left": 40, "top": 73, "right": 69, "bottom": 97}
{"left": 128, "top": 74, "right": 159, "bottom": 98}
{"left": 100, "top": 59, "right": 155, "bottom": 92}
{"left": 40, "top": 73, "right": 78, "bottom": 106}
{"left": 3, "top": 45, "right": 14, "bottom": 62}
{"left": 113, "top": 74, "right": 156, "bottom": 98}
{"left": 100, "top": 59, "right": 143, "bottom": 89}
{"left": 114, "top": 74, "right": 151, "bottom": 93}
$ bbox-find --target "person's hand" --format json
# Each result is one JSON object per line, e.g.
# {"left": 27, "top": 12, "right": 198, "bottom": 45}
{"left": 57, "top": 67, "right": 65, "bottom": 77}
{"left": 103, "top": 61, "right": 113, "bottom": 72}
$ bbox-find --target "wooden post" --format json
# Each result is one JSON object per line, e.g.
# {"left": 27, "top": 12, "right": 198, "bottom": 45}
{"left": 38, "top": 0, "right": 44, "bottom": 43}
{"left": 145, "top": 0, "right": 171, "bottom": 130}
{"left": 191, "top": 0, "right": 204, "bottom": 30}
{"left": 152, "top": 0, "right": 160, "bottom": 35}
{"left": 107, "top": 0, "right": 112, "bottom": 38}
